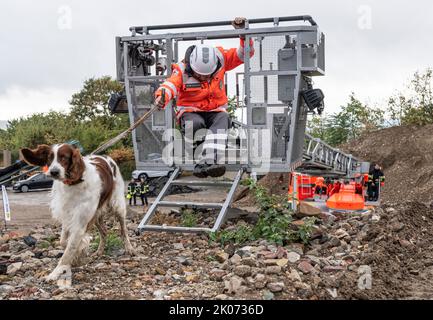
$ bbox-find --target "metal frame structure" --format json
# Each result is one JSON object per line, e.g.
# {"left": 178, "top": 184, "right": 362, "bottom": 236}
{"left": 114, "top": 16, "right": 363, "bottom": 233}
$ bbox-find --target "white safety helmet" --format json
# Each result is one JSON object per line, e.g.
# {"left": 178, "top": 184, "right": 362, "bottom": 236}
{"left": 189, "top": 44, "right": 219, "bottom": 76}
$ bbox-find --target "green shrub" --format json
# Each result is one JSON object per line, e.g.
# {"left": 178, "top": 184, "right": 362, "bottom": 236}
{"left": 181, "top": 208, "right": 198, "bottom": 227}
{"left": 90, "top": 232, "right": 123, "bottom": 255}
{"left": 209, "top": 177, "right": 317, "bottom": 246}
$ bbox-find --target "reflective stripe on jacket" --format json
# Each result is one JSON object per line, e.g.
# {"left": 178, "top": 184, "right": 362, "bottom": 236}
{"left": 155, "top": 38, "right": 254, "bottom": 119}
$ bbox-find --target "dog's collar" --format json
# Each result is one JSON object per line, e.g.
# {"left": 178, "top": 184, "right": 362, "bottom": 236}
{"left": 62, "top": 178, "right": 84, "bottom": 186}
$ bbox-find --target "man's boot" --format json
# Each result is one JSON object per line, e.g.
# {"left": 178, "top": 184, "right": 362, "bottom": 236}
{"left": 193, "top": 163, "right": 209, "bottom": 178}
{"left": 205, "top": 164, "right": 226, "bottom": 177}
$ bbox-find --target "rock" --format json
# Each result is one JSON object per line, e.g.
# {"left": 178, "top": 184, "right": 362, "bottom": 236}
{"left": 264, "top": 259, "right": 279, "bottom": 266}
{"left": 385, "top": 207, "right": 396, "bottom": 214}
{"left": 390, "top": 221, "right": 405, "bottom": 232}
{"left": 0, "top": 263, "right": 7, "bottom": 275}
{"left": 241, "top": 257, "right": 256, "bottom": 267}
{"left": 210, "top": 269, "right": 226, "bottom": 281}
{"left": 399, "top": 239, "right": 412, "bottom": 248}
{"left": 371, "top": 214, "right": 380, "bottom": 222}
{"left": 287, "top": 268, "right": 302, "bottom": 282}
{"left": 305, "top": 248, "right": 320, "bottom": 256}
{"left": 19, "top": 250, "right": 34, "bottom": 261}
{"left": 0, "top": 285, "right": 14, "bottom": 294}
{"left": 23, "top": 235, "right": 37, "bottom": 247}
{"left": 323, "top": 266, "right": 345, "bottom": 273}
{"left": 215, "top": 294, "right": 228, "bottom": 300}
{"left": 305, "top": 255, "right": 321, "bottom": 266}
{"left": 321, "top": 212, "right": 337, "bottom": 224}
{"left": 326, "top": 237, "right": 341, "bottom": 248}
{"left": 229, "top": 254, "right": 242, "bottom": 265}
{"left": 298, "top": 201, "right": 322, "bottom": 216}
{"left": 335, "top": 229, "right": 350, "bottom": 239}
{"left": 3, "top": 229, "right": 31, "bottom": 241}
{"left": 292, "top": 220, "right": 305, "bottom": 227}
{"left": 7, "top": 262, "right": 23, "bottom": 275}
{"left": 287, "top": 252, "right": 301, "bottom": 263}
{"left": 173, "top": 243, "right": 184, "bottom": 250}
{"left": 285, "top": 244, "right": 304, "bottom": 256}
{"left": 94, "top": 263, "right": 107, "bottom": 270}
{"left": 215, "top": 251, "right": 229, "bottom": 263}
{"left": 155, "top": 267, "right": 166, "bottom": 276}
{"left": 175, "top": 256, "right": 191, "bottom": 266}
{"left": 224, "top": 243, "right": 236, "bottom": 257}
{"left": 326, "top": 288, "right": 338, "bottom": 298}
{"left": 236, "top": 246, "right": 253, "bottom": 257}
{"left": 297, "top": 261, "right": 314, "bottom": 274}
{"left": 48, "top": 250, "right": 63, "bottom": 258}
{"left": 297, "top": 284, "right": 314, "bottom": 299}
{"left": 263, "top": 290, "right": 274, "bottom": 300}
{"left": 267, "top": 282, "right": 285, "bottom": 293}
{"left": 265, "top": 266, "right": 282, "bottom": 275}
{"left": 276, "top": 258, "right": 289, "bottom": 267}
{"left": 253, "top": 273, "right": 267, "bottom": 289}
{"left": 186, "top": 274, "right": 199, "bottom": 282}
{"left": 234, "top": 265, "right": 251, "bottom": 277}
{"left": 224, "top": 276, "right": 244, "bottom": 294}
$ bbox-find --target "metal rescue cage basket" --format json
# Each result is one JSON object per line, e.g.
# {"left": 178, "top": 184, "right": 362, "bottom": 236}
{"left": 114, "top": 16, "right": 330, "bottom": 174}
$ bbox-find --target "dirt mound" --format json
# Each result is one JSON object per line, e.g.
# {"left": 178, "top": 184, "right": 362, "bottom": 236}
{"left": 333, "top": 201, "right": 433, "bottom": 299}
{"left": 342, "top": 124, "right": 433, "bottom": 204}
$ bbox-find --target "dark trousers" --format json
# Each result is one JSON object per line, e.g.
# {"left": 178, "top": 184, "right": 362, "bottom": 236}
{"left": 140, "top": 194, "right": 148, "bottom": 206}
{"left": 180, "top": 112, "right": 230, "bottom": 163}
{"left": 367, "top": 183, "right": 379, "bottom": 201}
{"left": 129, "top": 194, "right": 137, "bottom": 205}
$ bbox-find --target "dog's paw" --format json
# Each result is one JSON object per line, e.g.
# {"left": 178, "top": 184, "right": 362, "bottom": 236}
{"left": 126, "top": 247, "right": 136, "bottom": 256}
{"left": 45, "top": 265, "right": 71, "bottom": 282}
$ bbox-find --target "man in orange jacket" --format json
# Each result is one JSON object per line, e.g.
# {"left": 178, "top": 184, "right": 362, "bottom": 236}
{"left": 154, "top": 17, "right": 254, "bottom": 178}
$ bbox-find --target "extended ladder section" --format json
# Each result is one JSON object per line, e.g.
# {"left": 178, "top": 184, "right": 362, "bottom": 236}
{"left": 137, "top": 167, "right": 245, "bottom": 234}
{"left": 299, "top": 133, "right": 360, "bottom": 176}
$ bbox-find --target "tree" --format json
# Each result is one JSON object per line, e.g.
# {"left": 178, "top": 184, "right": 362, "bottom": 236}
{"left": 387, "top": 68, "right": 433, "bottom": 126}
{"left": 307, "top": 93, "right": 384, "bottom": 146}
{"left": 69, "top": 76, "right": 126, "bottom": 127}
{"left": 306, "top": 114, "right": 328, "bottom": 141}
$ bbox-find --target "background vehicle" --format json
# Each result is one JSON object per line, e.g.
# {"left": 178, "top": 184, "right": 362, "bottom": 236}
{"left": 132, "top": 169, "right": 174, "bottom": 181}
{"left": 12, "top": 172, "right": 53, "bottom": 193}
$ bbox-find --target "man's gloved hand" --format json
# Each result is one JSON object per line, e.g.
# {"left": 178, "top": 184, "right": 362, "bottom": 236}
{"left": 232, "top": 17, "right": 246, "bottom": 29}
{"left": 155, "top": 96, "right": 165, "bottom": 109}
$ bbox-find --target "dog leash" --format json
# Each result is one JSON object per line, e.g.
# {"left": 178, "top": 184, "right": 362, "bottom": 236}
{"left": 91, "top": 89, "right": 165, "bottom": 155}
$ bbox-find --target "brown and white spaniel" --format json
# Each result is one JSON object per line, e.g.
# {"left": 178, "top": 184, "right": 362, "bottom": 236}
{"left": 20, "top": 143, "right": 135, "bottom": 283}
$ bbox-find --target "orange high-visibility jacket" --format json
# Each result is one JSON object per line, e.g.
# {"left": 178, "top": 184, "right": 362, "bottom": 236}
{"left": 155, "top": 38, "right": 254, "bottom": 120}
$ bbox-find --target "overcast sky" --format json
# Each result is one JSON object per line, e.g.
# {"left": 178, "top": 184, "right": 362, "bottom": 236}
{"left": 0, "top": 0, "right": 432, "bottom": 121}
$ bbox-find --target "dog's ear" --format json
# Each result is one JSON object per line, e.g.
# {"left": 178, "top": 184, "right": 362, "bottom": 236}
{"left": 20, "top": 145, "right": 51, "bottom": 167}
{"left": 68, "top": 148, "right": 85, "bottom": 182}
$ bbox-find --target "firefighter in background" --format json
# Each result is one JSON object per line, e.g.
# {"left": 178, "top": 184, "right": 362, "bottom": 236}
{"left": 314, "top": 177, "right": 327, "bottom": 195}
{"left": 154, "top": 17, "right": 255, "bottom": 178}
{"left": 127, "top": 178, "right": 137, "bottom": 206}
{"left": 138, "top": 176, "right": 149, "bottom": 207}
{"left": 367, "top": 164, "right": 385, "bottom": 201}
